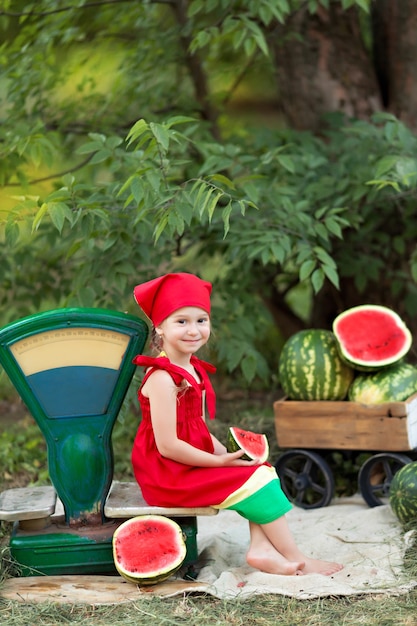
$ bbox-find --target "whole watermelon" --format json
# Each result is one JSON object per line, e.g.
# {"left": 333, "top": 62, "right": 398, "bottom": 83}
{"left": 348, "top": 363, "right": 417, "bottom": 404}
{"left": 278, "top": 329, "right": 354, "bottom": 401}
{"left": 389, "top": 462, "right": 417, "bottom": 525}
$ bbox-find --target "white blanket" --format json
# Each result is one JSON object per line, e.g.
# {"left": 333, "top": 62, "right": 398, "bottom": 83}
{"left": 195, "top": 496, "right": 417, "bottom": 599}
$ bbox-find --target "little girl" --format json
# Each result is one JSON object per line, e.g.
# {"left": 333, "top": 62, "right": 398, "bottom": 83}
{"left": 131, "top": 272, "right": 343, "bottom": 576}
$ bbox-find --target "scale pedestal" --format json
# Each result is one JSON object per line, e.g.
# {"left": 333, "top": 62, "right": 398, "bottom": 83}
{"left": 10, "top": 520, "right": 120, "bottom": 576}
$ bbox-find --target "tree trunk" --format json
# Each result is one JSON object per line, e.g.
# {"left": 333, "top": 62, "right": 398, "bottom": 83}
{"left": 372, "top": 0, "right": 417, "bottom": 130}
{"left": 171, "top": 0, "right": 222, "bottom": 141}
{"left": 269, "top": 4, "right": 382, "bottom": 131}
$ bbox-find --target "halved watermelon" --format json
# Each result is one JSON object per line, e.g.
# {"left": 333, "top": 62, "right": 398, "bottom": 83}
{"left": 113, "top": 515, "right": 187, "bottom": 585}
{"left": 227, "top": 427, "right": 269, "bottom": 463}
{"left": 333, "top": 305, "right": 412, "bottom": 371}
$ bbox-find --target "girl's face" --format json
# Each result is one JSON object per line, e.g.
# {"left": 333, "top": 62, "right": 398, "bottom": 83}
{"left": 157, "top": 306, "right": 210, "bottom": 356}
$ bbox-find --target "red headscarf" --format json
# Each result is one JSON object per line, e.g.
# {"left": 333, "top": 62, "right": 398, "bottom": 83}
{"left": 133, "top": 273, "right": 212, "bottom": 326}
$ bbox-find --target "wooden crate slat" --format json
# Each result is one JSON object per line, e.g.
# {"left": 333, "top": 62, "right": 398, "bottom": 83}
{"left": 274, "top": 394, "right": 417, "bottom": 452}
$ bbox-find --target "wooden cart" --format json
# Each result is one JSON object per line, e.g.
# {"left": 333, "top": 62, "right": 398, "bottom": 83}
{"left": 273, "top": 393, "right": 417, "bottom": 509}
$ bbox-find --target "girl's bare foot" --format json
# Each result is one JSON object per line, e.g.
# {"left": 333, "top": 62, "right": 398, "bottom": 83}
{"left": 257, "top": 518, "right": 343, "bottom": 577}
{"left": 246, "top": 547, "right": 305, "bottom": 576}
{"left": 301, "top": 557, "right": 343, "bottom": 576}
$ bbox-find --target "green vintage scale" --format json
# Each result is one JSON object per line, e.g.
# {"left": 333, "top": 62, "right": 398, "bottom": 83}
{"left": 0, "top": 307, "right": 149, "bottom": 575}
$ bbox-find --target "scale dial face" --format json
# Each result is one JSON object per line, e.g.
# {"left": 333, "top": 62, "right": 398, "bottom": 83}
{"left": 10, "top": 327, "right": 129, "bottom": 375}
{"left": 10, "top": 327, "right": 130, "bottom": 419}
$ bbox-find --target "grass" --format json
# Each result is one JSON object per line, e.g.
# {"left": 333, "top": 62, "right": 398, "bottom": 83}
{"left": 1, "top": 588, "right": 417, "bottom": 625}
{"left": 1, "top": 390, "right": 417, "bottom": 625}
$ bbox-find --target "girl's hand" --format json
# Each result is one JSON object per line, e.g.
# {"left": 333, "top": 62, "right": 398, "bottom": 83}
{"left": 217, "top": 449, "right": 260, "bottom": 466}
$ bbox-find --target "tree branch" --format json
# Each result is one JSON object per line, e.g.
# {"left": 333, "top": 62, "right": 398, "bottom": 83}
{"left": 3, "top": 154, "right": 95, "bottom": 187}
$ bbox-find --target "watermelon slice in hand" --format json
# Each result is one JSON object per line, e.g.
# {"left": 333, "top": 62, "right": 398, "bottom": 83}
{"left": 227, "top": 426, "right": 269, "bottom": 463}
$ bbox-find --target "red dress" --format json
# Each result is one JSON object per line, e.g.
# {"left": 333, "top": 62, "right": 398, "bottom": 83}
{"left": 131, "top": 355, "right": 267, "bottom": 508}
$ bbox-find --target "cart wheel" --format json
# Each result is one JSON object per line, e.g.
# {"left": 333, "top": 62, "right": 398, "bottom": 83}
{"left": 358, "top": 452, "right": 413, "bottom": 507}
{"left": 274, "top": 449, "right": 335, "bottom": 509}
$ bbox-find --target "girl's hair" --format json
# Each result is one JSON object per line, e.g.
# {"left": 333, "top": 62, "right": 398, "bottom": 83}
{"left": 149, "top": 326, "right": 188, "bottom": 393}
{"left": 149, "top": 327, "right": 163, "bottom": 354}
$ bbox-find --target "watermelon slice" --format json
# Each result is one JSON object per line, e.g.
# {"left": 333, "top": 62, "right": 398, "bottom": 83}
{"left": 333, "top": 305, "right": 412, "bottom": 370}
{"left": 227, "top": 427, "right": 269, "bottom": 463}
{"left": 113, "top": 515, "right": 187, "bottom": 585}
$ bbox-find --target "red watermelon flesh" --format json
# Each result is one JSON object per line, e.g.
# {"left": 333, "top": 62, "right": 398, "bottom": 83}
{"left": 227, "top": 427, "right": 269, "bottom": 463}
{"left": 113, "top": 515, "right": 186, "bottom": 584}
{"left": 333, "top": 305, "right": 412, "bottom": 370}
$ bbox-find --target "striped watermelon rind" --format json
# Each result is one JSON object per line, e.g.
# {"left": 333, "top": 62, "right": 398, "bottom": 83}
{"left": 389, "top": 462, "right": 417, "bottom": 525}
{"left": 348, "top": 363, "right": 417, "bottom": 404}
{"left": 278, "top": 329, "right": 354, "bottom": 401}
{"left": 333, "top": 305, "right": 412, "bottom": 371}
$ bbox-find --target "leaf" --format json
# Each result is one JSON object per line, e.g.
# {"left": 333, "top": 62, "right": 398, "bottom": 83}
{"left": 146, "top": 170, "right": 162, "bottom": 192}
{"left": 241, "top": 354, "right": 256, "bottom": 383}
{"left": 5, "top": 221, "right": 20, "bottom": 247}
{"left": 366, "top": 179, "right": 401, "bottom": 191}
{"left": 149, "top": 122, "right": 170, "bottom": 152}
{"left": 209, "top": 173, "right": 236, "bottom": 189}
{"left": 324, "top": 216, "right": 343, "bottom": 238}
{"left": 106, "top": 136, "right": 123, "bottom": 149}
{"left": 395, "top": 157, "right": 417, "bottom": 187}
{"left": 76, "top": 140, "right": 104, "bottom": 155}
{"left": 270, "top": 243, "right": 286, "bottom": 264}
{"left": 315, "top": 222, "right": 329, "bottom": 241}
{"left": 32, "top": 203, "right": 49, "bottom": 232}
{"left": 90, "top": 149, "right": 112, "bottom": 164}
{"left": 315, "top": 206, "right": 328, "bottom": 219}
{"left": 48, "top": 202, "right": 72, "bottom": 233}
{"left": 165, "top": 116, "right": 197, "bottom": 128}
{"left": 198, "top": 186, "right": 215, "bottom": 218}
{"left": 130, "top": 176, "right": 144, "bottom": 204}
{"left": 322, "top": 263, "right": 340, "bottom": 289}
{"left": 154, "top": 215, "right": 169, "bottom": 243}
{"left": 126, "top": 119, "right": 150, "bottom": 146}
{"left": 222, "top": 202, "right": 233, "bottom": 238}
{"left": 207, "top": 191, "right": 223, "bottom": 222}
{"left": 299, "top": 259, "right": 316, "bottom": 281}
{"left": 187, "top": 0, "right": 204, "bottom": 17}
{"left": 313, "top": 246, "right": 337, "bottom": 268}
{"left": 311, "top": 268, "right": 325, "bottom": 293}
{"left": 277, "top": 154, "right": 295, "bottom": 173}
{"left": 374, "top": 155, "right": 399, "bottom": 178}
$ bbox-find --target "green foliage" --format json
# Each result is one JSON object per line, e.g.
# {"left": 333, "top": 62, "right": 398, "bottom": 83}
{"left": 1, "top": 0, "right": 416, "bottom": 385}
{"left": 0, "top": 418, "right": 48, "bottom": 488}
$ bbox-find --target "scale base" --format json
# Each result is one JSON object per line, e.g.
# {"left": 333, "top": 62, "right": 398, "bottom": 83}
{"left": 10, "top": 517, "right": 199, "bottom": 577}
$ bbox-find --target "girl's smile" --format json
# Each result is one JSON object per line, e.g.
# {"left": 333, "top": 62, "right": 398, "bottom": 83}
{"left": 157, "top": 306, "right": 210, "bottom": 359}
